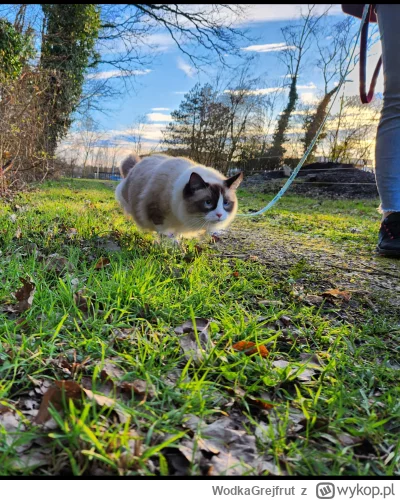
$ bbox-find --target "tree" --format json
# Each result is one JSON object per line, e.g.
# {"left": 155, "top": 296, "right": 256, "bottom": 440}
{"left": 163, "top": 67, "right": 271, "bottom": 174}
{"left": 39, "top": 4, "right": 101, "bottom": 155}
{"left": 0, "top": 18, "right": 33, "bottom": 82}
{"left": 267, "top": 5, "right": 328, "bottom": 168}
{"left": 302, "top": 17, "right": 356, "bottom": 158}
{"left": 319, "top": 94, "right": 382, "bottom": 163}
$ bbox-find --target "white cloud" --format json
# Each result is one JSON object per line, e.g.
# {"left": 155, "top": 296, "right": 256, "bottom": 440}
{"left": 242, "top": 43, "right": 295, "bottom": 53}
{"left": 224, "top": 87, "right": 285, "bottom": 96}
{"left": 152, "top": 107, "right": 170, "bottom": 111}
{"left": 300, "top": 92, "right": 319, "bottom": 104}
{"left": 173, "top": 91, "right": 188, "bottom": 95}
{"left": 87, "top": 69, "right": 151, "bottom": 80}
{"left": 142, "top": 33, "right": 176, "bottom": 52}
{"left": 146, "top": 112, "right": 172, "bottom": 122}
{"left": 297, "top": 82, "right": 317, "bottom": 90}
{"left": 177, "top": 57, "right": 196, "bottom": 78}
{"left": 238, "top": 4, "right": 342, "bottom": 25}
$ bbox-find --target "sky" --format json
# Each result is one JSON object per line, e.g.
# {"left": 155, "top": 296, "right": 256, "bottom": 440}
{"left": 58, "top": 4, "right": 384, "bottom": 166}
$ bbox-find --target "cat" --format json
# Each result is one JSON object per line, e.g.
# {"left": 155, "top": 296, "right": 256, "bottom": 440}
{"left": 115, "top": 153, "right": 243, "bottom": 240}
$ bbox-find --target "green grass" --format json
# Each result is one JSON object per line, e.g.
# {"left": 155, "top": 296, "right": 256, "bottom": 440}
{"left": 0, "top": 178, "right": 399, "bottom": 476}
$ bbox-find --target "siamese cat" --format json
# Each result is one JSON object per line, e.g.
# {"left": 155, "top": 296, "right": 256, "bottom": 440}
{"left": 115, "top": 153, "right": 243, "bottom": 240}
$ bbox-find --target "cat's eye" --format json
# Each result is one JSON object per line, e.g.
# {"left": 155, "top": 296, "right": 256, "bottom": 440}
{"left": 204, "top": 199, "right": 212, "bottom": 208}
{"left": 223, "top": 199, "right": 231, "bottom": 207}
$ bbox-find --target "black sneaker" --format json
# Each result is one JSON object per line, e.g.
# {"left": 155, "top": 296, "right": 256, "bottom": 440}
{"left": 377, "top": 212, "right": 400, "bottom": 257}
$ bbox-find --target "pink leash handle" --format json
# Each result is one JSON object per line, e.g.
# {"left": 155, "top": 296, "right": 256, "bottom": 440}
{"left": 359, "top": 4, "right": 382, "bottom": 104}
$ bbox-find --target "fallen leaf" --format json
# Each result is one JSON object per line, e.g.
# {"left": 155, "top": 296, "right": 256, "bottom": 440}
{"left": 73, "top": 289, "right": 89, "bottom": 313}
{"left": 199, "top": 418, "right": 258, "bottom": 476}
{"left": 35, "top": 381, "right": 83, "bottom": 424}
{"left": 95, "top": 257, "right": 111, "bottom": 270}
{"left": 120, "top": 379, "right": 156, "bottom": 399}
{"left": 175, "top": 318, "right": 211, "bottom": 335}
{"left": 44, "top": 253, "right": 74, "bottom": 275}
{"left": 259, "top": 460, "right": 284, "bottom": 476}
{"left": 14, "top": 227, "right": 22, "bottom": 239}
{"left": 11, "top": 278, "right": 35, "bottom": 313}
{"left": 100, "top": 360, "right": 125, "bottom": 381}
{"left": 304, "top": 294, "right": 324, "bottom": 306}
{"left": 0, "top": 409, "right": 26, "bottom": 448}
{"left": 99, "top": 240, "right": 121, "bottom": 252}
{"left": 279, "top": 315, "right": 292, "bottom": 327}
{"left": 337, "top": 433, "right": 363, "bottom": 447}
{"left": 272, "top": 360, "right": 315, "bottom": 382}
{"left": 299, "top": 352, "right": 325, "bottom": 368}
{"left": 67, "top": 228, "right": 78, "bottom": 238}
{"left": 82, "top": 388, "right": 115, "bottom": 408}
{"left": 174, "top": 318, "right": 213, "bottom": 366}
{"left": 10, "top": 450, "right": 51, "bottom": 471}
{"left": 232, "top": 341, "right": 269, "bottom": 358}
{"left": 322, "top": 289, "right": 351, "bottom": 302}
{"left": 232, "top": 271, "right": 240, "bottom": 278}
{"left": 258, "top": 299, "right": 283, "bottom": 307}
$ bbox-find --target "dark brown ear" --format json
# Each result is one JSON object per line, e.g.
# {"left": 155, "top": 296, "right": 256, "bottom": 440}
{"left": 188, "top": 172, "right": 208, "bottom": 191}
{"left": 225, "top": 172, "right": 243, "bottom": 190}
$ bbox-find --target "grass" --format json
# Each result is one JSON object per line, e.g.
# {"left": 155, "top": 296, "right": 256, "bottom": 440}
{"left": 0, "top": 178, "right": 399, "bottom": 476}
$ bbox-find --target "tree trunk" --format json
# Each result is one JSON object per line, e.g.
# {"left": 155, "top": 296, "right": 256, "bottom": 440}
{"left": 267, "top": 76, "right": 298, "bottom": 169}
{"left": 303, "top": 85, "right": 338, "bottom": 159}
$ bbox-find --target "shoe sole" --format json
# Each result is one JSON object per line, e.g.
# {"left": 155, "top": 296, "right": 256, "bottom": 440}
{"left": 376, "top": 245, "right": 400, "bottom": 257}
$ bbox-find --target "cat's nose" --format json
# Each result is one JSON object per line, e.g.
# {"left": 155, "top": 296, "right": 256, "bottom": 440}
{"left": 216, "top": 213, "right": 222, "bottom": 218}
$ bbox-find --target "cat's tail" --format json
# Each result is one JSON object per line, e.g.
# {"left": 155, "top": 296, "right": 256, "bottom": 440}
{"left": 120, "top": 153, "right": 140, "bottom": 178}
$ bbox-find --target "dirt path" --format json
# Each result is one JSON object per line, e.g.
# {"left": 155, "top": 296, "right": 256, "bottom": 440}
{"left": 214, "top": 219, "right": 400, "bottom": 316}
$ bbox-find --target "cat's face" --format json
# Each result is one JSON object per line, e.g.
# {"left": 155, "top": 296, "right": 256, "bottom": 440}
{"left": 182, "top": 172, "right": 243, "bottom": 230}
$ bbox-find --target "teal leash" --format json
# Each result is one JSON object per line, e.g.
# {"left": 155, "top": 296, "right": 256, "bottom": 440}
{"left": 238, "top": 4, "right": 370, "bottom": 218}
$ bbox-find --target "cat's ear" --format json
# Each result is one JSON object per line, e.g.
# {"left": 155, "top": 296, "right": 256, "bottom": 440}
{"left": 225, "top": 172, "right": 243, "bottom": 190}
{"left": 188, "top": 172, "right": 208, "bottom": 192}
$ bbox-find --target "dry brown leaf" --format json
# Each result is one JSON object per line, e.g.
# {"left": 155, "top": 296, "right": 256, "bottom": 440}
{"left": 120, "top": 379, "right": 156, "bottom": 399}
{"left": 175, "top": 318, "right": 213, "bottom": 366}
{"left": 304, "top": 294, "right": 324, "bottom": 306}
{"left": 232, "top": 341, "right": 269, "bottom": 358}
{"left": 73, "top": 289, "right": 89, "bottom": 313}
{"left": 0, "top": 408, "right": 26, "bottom": 448}
{"left": 67, "top": 228, "right": 78, "bottom": 238}
{"left": 94, "top": 257, "right": 110, "bottom": 270}
{"left": 82, "top": 388, "right": 115, "bottom": 407}
{"left": 279, "top": 315, "right": 292, "bottom": 326}
{"left": 35, "top": 380, "right": 83, "bottom": 424}
{"left": 299, "top": 352, "right": 325, "bottom": 368}
{"left": 322, "top": 288, "right": 351, "bottom": 302}
{"left": 272, "top": 360, "right": 316, "bottom": 382}
{"left": 11, "top": 278, "right": 35, "bottom": 313}
{"left": 232, "top": 271, "right": 240, "bottom": 278}
{"left": 100, "top": 360, "right": 125, "bottom": 381}
{"left": 174, "top": 318, "right": 211, "bottom": 335}
{"left": 44, "top": 253, "right": 74, "bottom": 275}
{"left": 232, "top": 386, "right": 274, "bottom": 411}
{"left": 10, "top": 450, "right": 51, "bottom": 470}
{"left": 258, "top": 299, "right": 284, "bottom": 307}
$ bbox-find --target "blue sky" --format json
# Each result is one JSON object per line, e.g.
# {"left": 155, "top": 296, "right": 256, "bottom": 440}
{"left": 59, "top": 4, "right": 383, "bottom": 164}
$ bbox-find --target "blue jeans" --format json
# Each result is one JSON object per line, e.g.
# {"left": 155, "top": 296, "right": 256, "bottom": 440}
{"left": 375, "top": 4, "right": 400, "bottom": 212}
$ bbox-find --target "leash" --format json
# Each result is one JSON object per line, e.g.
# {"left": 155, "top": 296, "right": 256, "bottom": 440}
{"left": 360, "top": 4, "right": 382, "bottom": 103}
{"left": 238, "top": 4, "right": 372, "bottom": 218}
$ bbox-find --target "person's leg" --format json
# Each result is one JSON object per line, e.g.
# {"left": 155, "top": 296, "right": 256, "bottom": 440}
{"left": 375, "top": 5, "right": 400, "bottom": 255}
